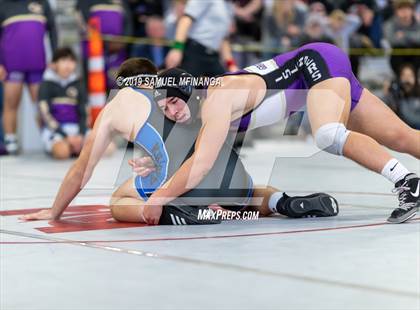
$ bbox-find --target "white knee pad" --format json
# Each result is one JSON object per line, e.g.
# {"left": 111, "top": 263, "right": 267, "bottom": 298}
{"left": 314, "top": 123, "right": 350, "bottom": 156}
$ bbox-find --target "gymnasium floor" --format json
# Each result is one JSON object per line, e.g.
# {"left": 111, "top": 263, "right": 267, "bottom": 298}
{"left": 1, "top": 139, "right": 419, "bottom": 310}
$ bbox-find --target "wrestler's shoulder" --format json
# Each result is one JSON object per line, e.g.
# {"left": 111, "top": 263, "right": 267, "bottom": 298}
{"left": 113, "top": 88, "right": 152, "bottom": 107}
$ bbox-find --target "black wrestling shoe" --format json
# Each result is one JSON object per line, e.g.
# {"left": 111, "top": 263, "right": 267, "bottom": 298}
{"left": 159, "top": 205, "right": 221, "bottom": 225}
{"left": 277, "top": 193, "right": 339, "bottom": 218}
{"left": 387, "top": 174, "right": 419, "bottom": 224}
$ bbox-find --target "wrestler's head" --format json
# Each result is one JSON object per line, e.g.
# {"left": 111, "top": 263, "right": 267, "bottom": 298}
{"left": 153, "top": 68, "right": 201, "bottom": 124}
{"left": 116, "top": 57, "right": 158, "bottom": 88}
{"left": 52, "top": 47, "right": 77, "bottom": 79}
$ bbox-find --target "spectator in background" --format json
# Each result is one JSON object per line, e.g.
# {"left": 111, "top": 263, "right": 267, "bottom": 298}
{"left": 128, "top": 0, "right": 166, "bottom": 38}
{"left": 165, "top": 0, "right": 238, "bottom": 77}
{"left": 231, "top": 0, "right": 263, "bottom": 68}
{"left": 261, "top": 0, "right": 306, "bottom": 56}
{"left": 384, "top": 63, "right": 420, "bottom": 129}
{"left": 297, "top": 14, "right": 334, "bottom": 46}
{"left": 0, "top": 83, "right": 6, "bottom": 155}
{"left": 129, "top": 0, "right": 171, "bottom": 66}
{"left": 342, "top": 0, "right": 383, "bottom": 77}
{"left": 133, "top": 16, "right": 169, "bottom": 68}
{"left": 76, "top": 0, "right": 133, "bottom": 90}
{"left": 0, "top": 0, "right": 57, "bottom": 155}
{"left": 325, "top": 9, "right": 361, "bottom": 51}
{"left": 38, "top": 48, "right": 87, "bottom": 160}
{"left": 307, "top": 0, "right": 334, "bottom": 18}
{"left": 384, "top": 0, "right": 420, "bottom": 75}
{"left": 165, "top": 0, "right": 187, "bottom": 40}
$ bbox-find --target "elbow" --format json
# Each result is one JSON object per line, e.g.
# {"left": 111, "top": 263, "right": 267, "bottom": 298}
{"left": 198, "top": 164, "right": 212, "bottom": 179}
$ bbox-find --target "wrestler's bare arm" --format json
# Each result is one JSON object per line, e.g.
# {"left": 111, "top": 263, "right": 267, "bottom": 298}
{"left": 50, "top": 110, "right": 113, "bottom": 219}
{"left": 146, "top": 91, "right": 233, "bottom": 206}
{"left": 21, "top": 88, "right": 150, "bottom": 220}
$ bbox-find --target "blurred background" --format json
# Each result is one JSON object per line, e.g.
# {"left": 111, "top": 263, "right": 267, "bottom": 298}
{"left": 0, "top": 0, "right": 419, "bottom": 157}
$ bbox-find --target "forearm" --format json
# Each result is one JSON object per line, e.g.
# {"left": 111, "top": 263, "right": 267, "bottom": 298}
{"left": 147, "top": 156, "right": 209, "bottom": 206}
{"left": 220, "top": 39, "right": 234, "bottom": 62}
{"left": 174, "top": 15, "right": 193, "bottom": 43}
{"left": 50, "top": 164, "right": 87, "bottom": 219}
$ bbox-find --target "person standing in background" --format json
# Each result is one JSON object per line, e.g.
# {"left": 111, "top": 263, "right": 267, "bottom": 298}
{"left": 261, "top": 0, "right": 306, "bottom": 56}
{"left": 325, "top": 9, "right": 361, "bottom": 52}
{"left": 165, "top": 0, "right": 238, "bottom": 76}
{"left": 383, "top": 0, "right": 420, "bottom": 76}
{"left": 296, "top": 13, "right": 334, "bottom": 46}
{"left": 341, "top": 0, "right": 384, "bottom": 77}
{"left": 0, "top": 0, "right": 57, "bottom": 155}
{"left": 76, "top": 0, "right": 133, "bottom": 90}
{"left": 0, "top": 82, "right": 6, "bottom": 155}
{"left": 231, "top": 0, "right": 263, "bottom": 68}
{"left": 132, "top": 15, "right": 169, "bottom": 69}
{"left": 164, "top": 0, "right": 187, "bottom": 40}
{"left": 128, "top": 0, "right": 169, "bottom": 68}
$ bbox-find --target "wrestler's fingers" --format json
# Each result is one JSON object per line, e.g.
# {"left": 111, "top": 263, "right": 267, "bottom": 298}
{"left": 208, "top": 204, "right": 223, "bottom": 211}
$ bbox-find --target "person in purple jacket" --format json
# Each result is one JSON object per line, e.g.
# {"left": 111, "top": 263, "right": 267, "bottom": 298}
{"left": 76, "top": 0, "right": 132, "bottom": 90}
{"left": 146, "top": 42, "right": 420, "bottom": 225}
{"left": 0, "top": 0, "right": 57, "bottom": 155}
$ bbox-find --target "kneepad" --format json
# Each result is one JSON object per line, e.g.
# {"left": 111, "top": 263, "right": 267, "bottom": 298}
{"left": 314, "top": 123, "right": 350, "bottom": 156}
{"left": 159, "top": 205, "right": 221, "bottom": 225}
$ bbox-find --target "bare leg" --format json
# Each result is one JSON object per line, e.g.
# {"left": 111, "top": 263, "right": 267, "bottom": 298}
{"left": 110, "top": 177, "right": 146, "bottom": 223}
{"left": 348, "top": 88, "right": 420, "bottom": 159}
{"left": 308, "top": 78, "right": 392, "bottom": 173}
{"left": 28, "top": 83, "right": 42, "bottom": 128}
{"left": 244, "top": 186, "right": 279, "bottom": 216}
{"left": 28, "top": 83, "right": 40, "bottom": 102}
{"left": 3, "top": 81, "right": 23, "bottom": 134}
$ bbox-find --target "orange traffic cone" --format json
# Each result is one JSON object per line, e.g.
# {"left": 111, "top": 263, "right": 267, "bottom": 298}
{"left": 87, "top": 17, "right": 106, "bottom": 128}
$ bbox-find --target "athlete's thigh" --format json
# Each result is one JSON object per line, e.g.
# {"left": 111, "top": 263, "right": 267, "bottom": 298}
{"left": 347, "top": 88, "right": 414, "bottom": 144}
{"left": 3, "top": 81, "right": 24, "bottom": 107}
{"left": 307, "top": 77, "right": 352, "bottom": 133}
{"left": 112, "top": 177, "right": 142, "bottom": 201}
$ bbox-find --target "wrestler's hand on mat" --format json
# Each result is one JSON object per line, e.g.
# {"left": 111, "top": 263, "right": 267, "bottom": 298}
{"left": 209, "top": 204, "right": 239, "bottom": 220}
{"left": 143, "top": 204, "right": 163, "bottom": 225}
{"left": 19, "top": 209, "right": 53, "bottom": 221}
{"left": 165, "top": 49, "right": 183, "bottom": 68}
{"left": 128, "top": 157, "right": 156, "bottom": 177}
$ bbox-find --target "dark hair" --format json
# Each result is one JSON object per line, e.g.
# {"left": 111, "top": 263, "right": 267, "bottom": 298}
{"left": 117, "top": 58, "right": 158, "bottom": 79}
{"left": 52, "top": 47, "right": 77, "bottom": 62}
{"left": 398, "top": 63, "right": 417, "bottom": 82}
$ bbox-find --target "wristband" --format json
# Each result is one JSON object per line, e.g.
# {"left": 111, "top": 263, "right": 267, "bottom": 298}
{"left": 225, "top": 59, "right": 236, "bottom": 69}
{"left": 173, "top": 41, "right": 185, "bottom": 51}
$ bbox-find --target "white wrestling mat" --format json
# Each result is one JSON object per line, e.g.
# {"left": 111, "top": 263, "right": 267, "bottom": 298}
{"left": 1, "top": 139, "right": 419, "bottom": 310}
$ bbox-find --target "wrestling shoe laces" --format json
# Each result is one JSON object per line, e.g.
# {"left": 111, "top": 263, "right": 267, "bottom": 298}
{"left": 392, "top": 184, "right": 416, "bottom": 210}
{"left": 387, "top": 174, "right": 419, "bottom": 223}
{"left": 392, "top": 174, "right": 419, "bottom": 210}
